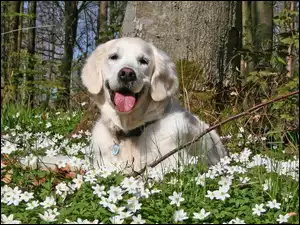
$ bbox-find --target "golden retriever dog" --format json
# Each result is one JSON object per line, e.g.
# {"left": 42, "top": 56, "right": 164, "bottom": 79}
{"left": 81, "top": 37, "right": 228, "bottom": 174}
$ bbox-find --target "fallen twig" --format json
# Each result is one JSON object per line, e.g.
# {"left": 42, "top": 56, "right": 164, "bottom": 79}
{"left": 131, "top": 90, "right": 299, "bottom": 177}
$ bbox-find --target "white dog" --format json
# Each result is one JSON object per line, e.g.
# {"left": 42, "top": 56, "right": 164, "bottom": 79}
{"left": 81, "top": 37, "right": 228, "bottom": 174}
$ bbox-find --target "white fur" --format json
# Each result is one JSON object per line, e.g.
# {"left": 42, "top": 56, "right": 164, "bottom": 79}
{"left": 81, "top": 37, "right": 228, "bottom": 174}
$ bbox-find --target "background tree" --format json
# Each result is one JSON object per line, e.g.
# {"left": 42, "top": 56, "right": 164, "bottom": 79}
{"left": 26, "top": 1, "right": 37, "bottom": 107}
{"left": 59, "top": 1, "right": 79, "bottom": 107}
{"left": 96, "top": 1, "right": 108, "bottom": 45}
{"left": 241, "top": 1, "right": 273, "bottom": 76}
{"left": 121, "top": 1, "right": 242, "bottom": 112}
{"left": 1, "top": 1, "right": 22, "bottom": 105}
{"left": 1, "top": 1, "right": 128, "bottom": 110}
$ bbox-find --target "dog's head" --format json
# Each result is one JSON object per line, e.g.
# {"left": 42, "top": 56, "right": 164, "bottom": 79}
{"left": 81, "top": 37, "right": 178, "bottom": 113}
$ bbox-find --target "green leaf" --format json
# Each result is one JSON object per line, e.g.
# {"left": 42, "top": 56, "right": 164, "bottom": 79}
{"left": 275, "top": 56, "right": 287, "bottom": 65}
{"left": 280, "top": 37, "right": 294, "bottom": 45}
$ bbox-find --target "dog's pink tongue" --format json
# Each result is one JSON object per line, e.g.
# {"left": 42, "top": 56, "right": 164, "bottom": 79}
{"left": 114, "top": 92, "right": 136, "bottom": 112}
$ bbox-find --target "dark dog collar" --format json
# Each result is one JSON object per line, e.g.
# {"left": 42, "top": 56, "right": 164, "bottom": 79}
{"left": 115, "top": 120, "right": 156, "bottom": 140}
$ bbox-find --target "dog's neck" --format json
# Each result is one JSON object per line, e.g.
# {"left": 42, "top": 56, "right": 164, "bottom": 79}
{"left": 114, "top": 119, "right": 157, "bottom": 140}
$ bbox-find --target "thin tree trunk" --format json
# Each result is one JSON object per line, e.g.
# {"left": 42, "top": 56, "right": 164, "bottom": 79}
{"left": 96, "top": 1, "right": 108, "bottom": 45}
{"left": 60, "top": 1, "right": 78, "bottom": 107}
{"left": 96, "top": 2, "right": 101, "bottom": 44}
{"left": 287, "top": 1, "right": 295, "bottom": 78}
{"left": 241, "top": 1, "right": 273, "bottom": 74}
{"left": 2, "top": 1, "right": 21, "bottom": 79}
{"left": 17, "top": 1, "right": 23, "bottom": 56}
{"left": 15, "top": 1, "right": 23, "bottom": 103}
{"left": 241, "top": 1, "right": 254, "bottom": 76}
{"left": 27, "top": 1, "right": 37, "bottom": 108}
{"left": 255, "top": 1, "right": 273, "bottom": 64}
{"left": 46, "top": 21, "right": 56, "bottom": 108}
{"left": 1, "top": 1, "right": 22, "bottom": 105}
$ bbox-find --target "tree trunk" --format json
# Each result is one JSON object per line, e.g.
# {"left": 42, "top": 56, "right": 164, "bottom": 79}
{"left": 96, "top": 1, "right": 108, "bottom": 45}
{"left": 241, "top": 1, "right": 255, "bottom": 76}
{"left": 14, "top": 1, "right": 23, "bottom": 103}
{"left": 121, "top": 1, "right": 242, "bottom": 111}
{"left": 241, "top": 1, "right": 273, "bottom": 74}
{"left": 60, "top": 1, "right": 78, "bottom": 107}
{"left": 16, "top": 1, "right": 23, "bottom": 59}
{"left": 254, "top": 1, "right": 273, "bottom": 65}
{"left": 287, "top": 1, "right": 295, "bottom": 78}
{"left": 1, "top": 1, "right": 22, "bottom": 105}
{"left": 46, "top": 4, "right": 57, "bottom": 107}
{"left": 27, "top": 1, "right": 37, "bottom": 108}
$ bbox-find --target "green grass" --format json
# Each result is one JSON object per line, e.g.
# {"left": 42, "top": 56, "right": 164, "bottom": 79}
{"left": 1, "top": 103, "right": 83, "bottom": 135}
{"left": 1, "top": 105, "right": 299, "bottom": 224}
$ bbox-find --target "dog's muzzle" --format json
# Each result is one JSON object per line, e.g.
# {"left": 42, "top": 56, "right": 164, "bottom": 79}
{"left": 105, "top": 80, "right": 144, "bottom": 113}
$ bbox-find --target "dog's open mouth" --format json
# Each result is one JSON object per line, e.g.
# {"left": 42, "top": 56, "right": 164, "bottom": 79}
{"left": 106, "top": 81, "right": 143, "bottom": 112}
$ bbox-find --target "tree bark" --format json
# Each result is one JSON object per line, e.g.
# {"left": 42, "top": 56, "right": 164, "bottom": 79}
{"left": 60, "top": 1, "right": 78, "bottom": 107}
{"left": 17, "top": 1, "right": 23, "bottom": 56}
{"left": 254, "top": 1, "right": 273, "bottom": 65}
{"left": 241, "top": 1, "right": 273, "bottom": 74}
{"left": 121, "top": 1, "right": 242, "bottom": 111}
{"left": 1, "top": 1, "right": 22, "bottom": 105}
{"left": 27, "top": 1, "right": 37, "bottom": 108}
{"left": 96, "top": 1, "right": 108, "bottom": 45}
{"left": 287, "top": 1, "right": 295, "bottom": 78}
{"left": 122, "top": 1, "right": 241, "bottom": 87}
{"left": 241, "top": 1, "right": 255, "bottom": 76}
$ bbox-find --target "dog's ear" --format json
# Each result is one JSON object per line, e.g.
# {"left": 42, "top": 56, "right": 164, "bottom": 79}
{"left": 150, "top": 46, "right": 179, "bottom": 102}
{"left": 81, "top": 43, "right": 107, "bottom": 95}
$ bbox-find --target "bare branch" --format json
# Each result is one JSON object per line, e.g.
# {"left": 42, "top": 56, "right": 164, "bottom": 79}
{"left": 1, "top": 25, "right": 55, "bottom": 36}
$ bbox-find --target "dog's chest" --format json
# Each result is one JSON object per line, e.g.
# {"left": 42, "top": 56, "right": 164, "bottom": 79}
{"left": 111, "top": 137, "right": 141, "bottom": 169}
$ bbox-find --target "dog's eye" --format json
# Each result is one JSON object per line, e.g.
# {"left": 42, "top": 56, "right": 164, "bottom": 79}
{"left": 109, "top": 54, "right": 119, "bottom": 60}
{"left": 138, "top": 57, "right": 149, "bottom": 65}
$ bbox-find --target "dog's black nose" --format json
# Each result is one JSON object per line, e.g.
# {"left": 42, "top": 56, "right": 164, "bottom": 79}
{"left": 118, "top": 67, "right": 136, "bottom": 82}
